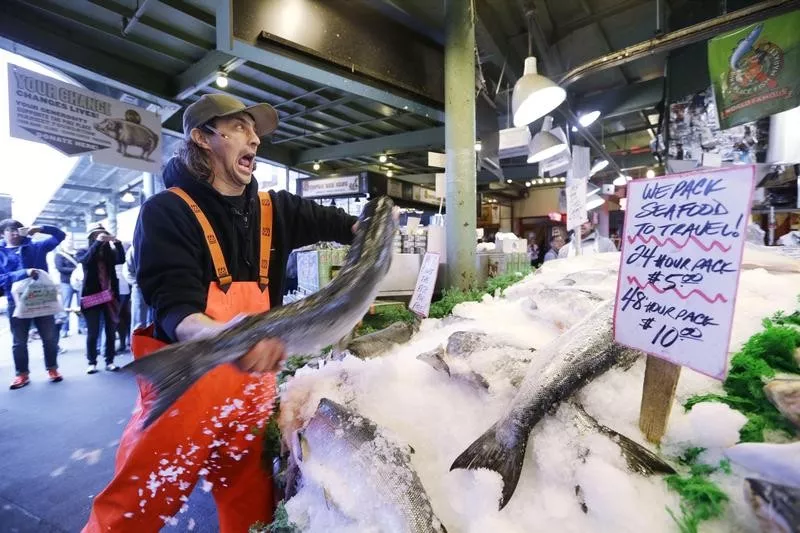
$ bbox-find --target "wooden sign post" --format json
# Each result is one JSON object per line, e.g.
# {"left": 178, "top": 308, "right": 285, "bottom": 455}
{"left": 614, "top": 166, "right": 756, "bottom": 444}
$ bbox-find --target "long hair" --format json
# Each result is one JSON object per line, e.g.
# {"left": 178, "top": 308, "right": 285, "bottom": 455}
{"left": 175, "top": 137, "right": 214, "bottom": 183}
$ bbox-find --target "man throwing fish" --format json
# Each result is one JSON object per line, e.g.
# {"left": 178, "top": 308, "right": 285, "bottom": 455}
{"left": 84, "top": 94, "right": 359, "bottom": 532}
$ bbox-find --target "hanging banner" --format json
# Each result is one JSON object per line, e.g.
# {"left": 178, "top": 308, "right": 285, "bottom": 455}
{"left": 298, "top": 175, "right": 364, "bottom": 198}
{"left": 614, "top": 166, "right": 755, "bottom": 380}
{"left": 708, "top": 10, "right": 800, "bottom": 129}
{"left": 7, "top": 64, "right": 162, "bottom": 173}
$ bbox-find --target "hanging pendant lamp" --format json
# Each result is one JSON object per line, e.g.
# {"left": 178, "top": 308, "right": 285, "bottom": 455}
{"left": 527, "top": 116, "right": 568, "bottom": 164}
{"left": 512, "top": 56, "right": 566, "bottom": 128}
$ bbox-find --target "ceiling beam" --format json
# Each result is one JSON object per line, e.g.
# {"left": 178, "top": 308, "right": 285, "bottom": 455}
{"left": 575, "top": 77, "right": 664, "bottom": 118}
{"left": 552, "top": 0, "right": 650, "bottom": 42}
{"left": 48, "top": 199, "right": 92, "bottom": 208}
{"left": 61, "top": 184, "right": 113, "bottom": 194}
{"left": 475, "top": 0, "right": 523, "bottom": 84}
{"left": 295, "top": 127, "right": 445, "bottom": 164}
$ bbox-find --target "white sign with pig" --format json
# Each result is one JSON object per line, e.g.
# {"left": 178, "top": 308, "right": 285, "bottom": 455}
{"left": 7, "top": 64, "right": 162, "bottom": 173}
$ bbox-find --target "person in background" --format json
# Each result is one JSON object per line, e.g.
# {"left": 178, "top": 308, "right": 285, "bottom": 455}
{"left": 77, "top": 223, "right": 125, "bottom": 374}
{"left": 123, "top": 243, "right": 149, "bottom": 338}
{"left": 114, "top": 243, "right": 131, "bottom": 354}
{"left": 0, "top": 219, "right": 65, "bottom": 389}
{"left": 544, "top": 232, "right": 565, "bottom": 262}
{"left": 54, "top": 233, "right": 84, "bottom": 337}
{"left": 527, "top": 241, "right": 540, "bottom": 267}
{"left": 558, "top": 219, "right": 617, "bottom": 258}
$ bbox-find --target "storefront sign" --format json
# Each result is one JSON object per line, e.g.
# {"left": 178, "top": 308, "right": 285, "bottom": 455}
{"left": 614, "top": 166, "right": 755, "bottom": 379}
{"left": 565, "top": 180, "right": 587, "bottom": 231}
{"left": 7, "top": 64, "right": 162, "bottom": 173}
{"left": 409, "top": 252, "right": 440, "bottom": 318}
{"left": 299, "top": 175, "right": 362, "bottom": 198}
{"left": 708, "top": 10, "right": 800, "bottom": 129}
{"left": 387, "top": 178, "right": 403, "bottom": 198}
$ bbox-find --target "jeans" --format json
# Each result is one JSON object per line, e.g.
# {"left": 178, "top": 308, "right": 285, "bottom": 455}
{"left": 59, "top": 283, "right": 85, "bottom": 334}
{"left": 84, "top": 305, "right": 117, "bottom": 365}
{"left": 7, "top": 300, "right": 59, "bottom": 375}
{"left": 130, "top": 285, "right": 150, "bottom": 334}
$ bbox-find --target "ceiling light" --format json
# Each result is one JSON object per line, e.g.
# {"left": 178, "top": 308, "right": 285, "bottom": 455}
{"left": 578, "top": 110, "right": 601, "bottom": 128}
{"left": 646, "top": 169, "right": 656, "bottom": 179}
{"left": 215, "top": 71, "right": 228, "bottom": 89}
{"left": 560, "top": 177, "right": 566, "bottom": 182}
{"left": 506, "top": 179, "right": 513, "bottom": 184}
{"left": 544, "top": 177, "right": 552, "bottom": 183}
{"left": 512, "top": 57, "right": 566, "bottom": 127}
{"left": 590, "top": 159, "right": 609, "bottom": 176}
{"left": 379, "top": 154, "right": 388, "bottom": 163}
{"left": 94, "top": 206, "right": 106, "bottom": 216}
{"left": 386, "top": 170, "right": 393, "bottom": 177}
{"left": 527, "top": 116, "right": 568, "bottom": 164}
{"left": 313, "top": 161, "right": 321, "bottom": 171}
{"left": 525, "top": 181, "right": 532, "bottom": 187}
{"left": 613, "top": 175, "right": 630, "bottom": 186}
{"left": 536, "top": 178, "right": 544, "bottom": 185}
{"left": 474, "top": 141, "right": 482, "bottom": 152}
{"left": 571, "top": 125, "right": 578, "bottom": 132}
{"left": 121, "top": 191, "right": 135, "bottom": 203}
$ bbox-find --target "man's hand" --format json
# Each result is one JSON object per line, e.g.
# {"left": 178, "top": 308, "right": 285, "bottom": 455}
{"left": 27, "top": 269, "right": 39, "bottom": 280}
{"left": 236, "top": 338, "right": 286, "bottom": 374}
{"left": 98, "top": 233, "right": 115, "bottom": 243}
{"left": 25, "top": 226, "right": 42, "bottom": 236}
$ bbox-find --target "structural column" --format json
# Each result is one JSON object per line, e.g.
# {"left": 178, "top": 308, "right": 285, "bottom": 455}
{"left": 444, "top": 0, "right": 477, "bottom": 290}
{"left": 106, "top": 193, "right": 118, "bottom": 236}
{"left": 142, "top": 172, "right": 155, "bottom": 200}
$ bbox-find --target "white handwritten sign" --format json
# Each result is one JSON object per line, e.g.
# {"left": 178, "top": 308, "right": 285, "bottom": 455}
{"left": 614, "top": 166, "right": 756, "bottom": 380}
{"left": 565, "top": 180, "right": 587, "bottom": 231}
{"left": 408, "top": 252, "right": 440, "bottom": 318}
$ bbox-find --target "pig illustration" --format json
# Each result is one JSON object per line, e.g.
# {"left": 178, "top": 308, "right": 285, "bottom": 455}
{"left": 94, "top": 117, "right": 159, "bottom": 161}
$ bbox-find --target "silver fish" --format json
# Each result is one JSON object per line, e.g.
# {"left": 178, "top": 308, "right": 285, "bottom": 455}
{"left": 725, "top": 442, "right": 800, "bottom": 489}
{"left": 744, "top": 478, "right": 799, "bottom": 533}
{"left": 764, "top": 378, "right": 800, "bottom": 429}
{"left": 296, "top": 398, "right": 447, "bottom": 533}
{"left": 125, "top": 196, "right": 398, "bottom": 428}
{"left": 451, "top": 299, "right": 641, "bottom": 508}
{"left": 346, "top": 321, "right": 418, "bottom": 359}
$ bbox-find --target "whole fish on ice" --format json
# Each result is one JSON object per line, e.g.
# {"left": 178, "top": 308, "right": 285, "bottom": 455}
{"left": 125, "top": 196, "right": 398, "bottom": 427}
{"left": 345, "top": 320, "right": 418, "bottom": 359}
{"left": 450, "top": 299, "right": 641, "bottom": 508}
{"left": 764, "top": 378, "right": 800, "bottom": 429}
{"left": 725, "top": 441, "right": 800, "bottom": 489}
{"left": 292, "top": 398, "right": 447, "bottom": 533}
{"left": 743, "top": 478, "right": 799, "bottom": 533}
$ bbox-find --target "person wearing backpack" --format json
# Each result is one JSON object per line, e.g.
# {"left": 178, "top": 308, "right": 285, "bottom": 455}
{"left": 55, "top": 233, "right": 86, "bottom": 337}
{"left": 77, "top": 224, "right": 126, "bottom": 374}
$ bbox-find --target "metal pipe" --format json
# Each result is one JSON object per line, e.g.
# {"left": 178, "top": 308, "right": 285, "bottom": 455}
{"left": 122, "top": 0, "right": 153, "bottom": 36}
{"left": 559, "top": 0, "right": 799, "bottom": 87}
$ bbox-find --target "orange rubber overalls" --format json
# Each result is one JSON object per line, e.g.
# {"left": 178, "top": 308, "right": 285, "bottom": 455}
{"left": 84, "top": 188, "right": 277, "bottom": 532}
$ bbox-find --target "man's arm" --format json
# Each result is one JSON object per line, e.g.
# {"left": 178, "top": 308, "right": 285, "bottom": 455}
{"left": 75, "top": 241, "right": 104, "bottom": 264}
{"left": 276, "top": 191, "right": 358, "bottom": 250}
{"left": 34, "top": 225, "right": 66, "bottom": 253}
{"left": 135, "top": 196, "right": 208, "bottom": 342}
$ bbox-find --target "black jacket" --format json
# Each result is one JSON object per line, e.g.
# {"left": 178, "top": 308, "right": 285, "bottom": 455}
{"left": 76, "top": 240, "right": 126, "bottom": 303}
{"left": 135, "top": 157, "right": 358, "bottom": 343}
{"left": 54, "top": 249, "right": 78, "bottom": 284}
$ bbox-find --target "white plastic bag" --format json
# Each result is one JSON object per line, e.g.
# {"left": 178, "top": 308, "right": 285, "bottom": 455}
{"left": 11, "top": 271, "right": 64, "bottom": 319}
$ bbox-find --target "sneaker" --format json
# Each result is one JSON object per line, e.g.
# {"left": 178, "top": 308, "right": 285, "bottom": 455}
{"left": 47, "top": 369, "right": 63, "bottom": 383}
{"left": 10, "top": 374, "right": 30, "bottom": 390}
{"left": 86, "top": 365, "right": 98, "bottom": 375}
{"left": 105, "top": 364, "right": 120, "bottom": 372}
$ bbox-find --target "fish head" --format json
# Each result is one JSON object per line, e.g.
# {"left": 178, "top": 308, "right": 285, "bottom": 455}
{"left": 744, "top": 478, "right": 800, "bottom": 533}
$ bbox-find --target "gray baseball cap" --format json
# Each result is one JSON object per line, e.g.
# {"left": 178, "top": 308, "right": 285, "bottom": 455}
{"left": 183, "top": 94, "right": 279, "bottom": 139}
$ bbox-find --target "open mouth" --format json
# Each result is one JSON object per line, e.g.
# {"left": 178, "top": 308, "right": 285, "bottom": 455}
{"left": 237, "top": 153, "right": 255, "bottom": 173}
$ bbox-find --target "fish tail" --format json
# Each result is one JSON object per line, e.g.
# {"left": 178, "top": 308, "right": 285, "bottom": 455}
{"left": 450, "top": 422, "right": 526, "bottom": 509}
{"left": 124, "top": 338, "right": 214, "bottom": 428}
{"left": 614, "top": 433, "right": 676, "bottom": 476}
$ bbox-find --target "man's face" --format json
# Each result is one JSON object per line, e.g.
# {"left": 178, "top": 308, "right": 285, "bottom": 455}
{"left": 203, "top": 113, "right": 260, "bottom": 187}
{"left": 580, "top": 221, "right": 594, "bottom": 238}
{"left": 3, "top": 226, "right": 21, "bottom": 246}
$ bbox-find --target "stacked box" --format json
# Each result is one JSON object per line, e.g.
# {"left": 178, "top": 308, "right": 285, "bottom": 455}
{"left": 486, "top": 252, "right": 508, "bottom": 278}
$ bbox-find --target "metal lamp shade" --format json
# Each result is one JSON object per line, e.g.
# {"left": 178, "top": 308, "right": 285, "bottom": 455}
{"left": 512, "top": 57, "right": 566, "bottom": 128}
{"left": 527, "top": 130, "right": 568, "bottom": 164}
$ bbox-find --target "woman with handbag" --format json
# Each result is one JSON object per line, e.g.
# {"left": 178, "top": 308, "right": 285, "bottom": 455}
{"left": 77, "top": 224, "right": 126, "bottom": 373}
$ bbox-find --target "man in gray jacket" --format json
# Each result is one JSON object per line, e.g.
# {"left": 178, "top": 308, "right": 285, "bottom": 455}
{"left": 559, "top": 220, "right": 617, "bottom": 258}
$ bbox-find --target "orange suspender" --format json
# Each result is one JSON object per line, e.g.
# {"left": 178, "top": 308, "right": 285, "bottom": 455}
{"left": 168, "top": 187, "right": 272, "bottom": 292}
{"left": 257, "top": 191, "right": 272, "bottom": 291}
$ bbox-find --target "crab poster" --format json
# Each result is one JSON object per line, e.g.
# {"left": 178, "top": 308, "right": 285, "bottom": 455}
{"left": 708, "top": 10, "right": 800, "bottom": 129}
{"left": 7, "top": 63, "right": 162, "bottom": 173}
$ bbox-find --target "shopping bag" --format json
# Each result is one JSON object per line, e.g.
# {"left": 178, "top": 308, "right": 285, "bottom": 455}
{"left": 70, "top": 263, "right": 84, "bottom": 291}
{"left": 11, "top": 271, "right": 64, "bottom": 319}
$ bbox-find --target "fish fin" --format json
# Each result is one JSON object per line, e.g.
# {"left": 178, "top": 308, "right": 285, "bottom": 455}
{"left": 450, "top": 422, "right": 526, "bottom": 509}
{"left": 417, "top": 348, "right": 451, "bottom": 376}
{"left": 614, "top": 432, "right": 676, "bottom": 476}
{"left": 123, "top": 338, "right": 213, "bottom": 428}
